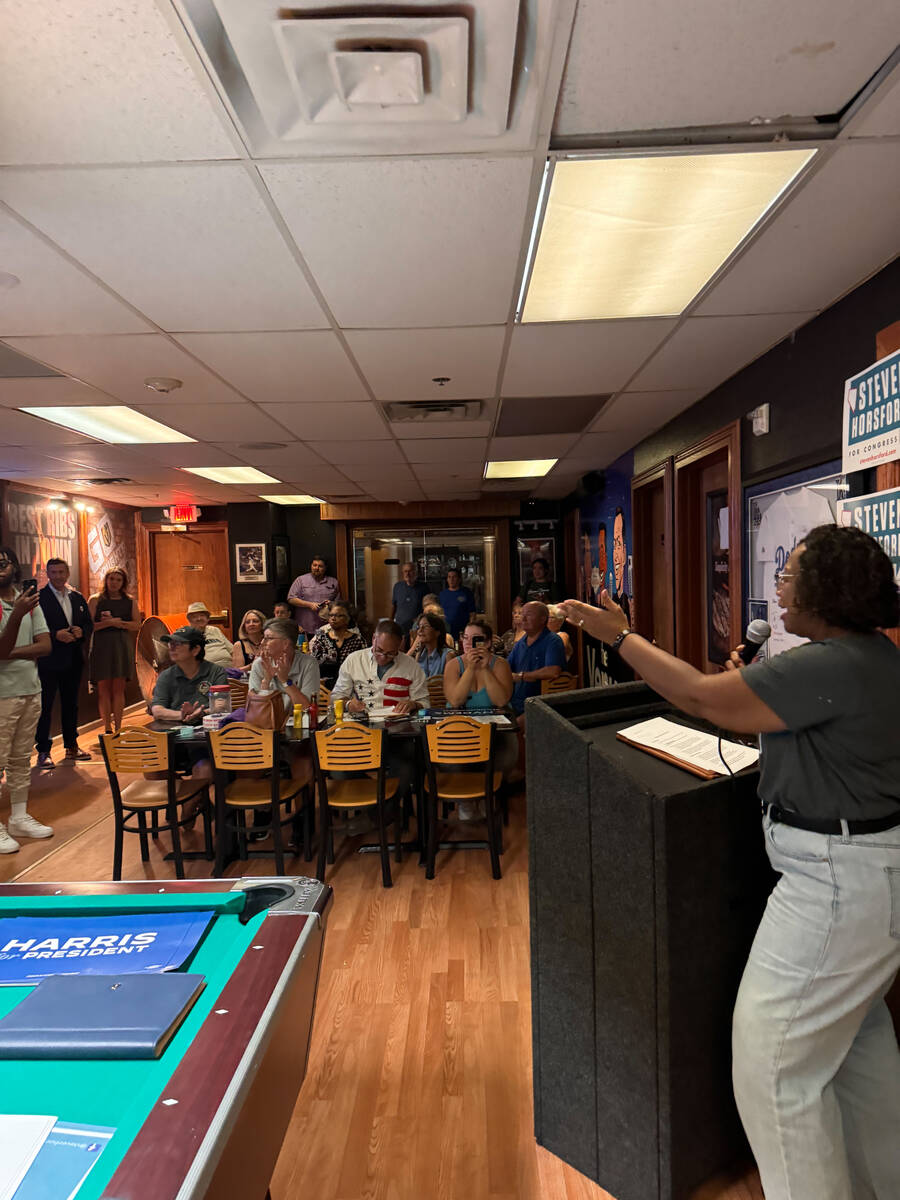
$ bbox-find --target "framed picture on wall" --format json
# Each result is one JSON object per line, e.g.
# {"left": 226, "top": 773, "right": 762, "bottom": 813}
{"left": 235, "top": 542, "right": 267, "bottom": 583}
{"left": 271, "top": 535, "right": 290, "bottom": 587}
{"left": 706, "top": 489, "right": 730, "bottom": 666}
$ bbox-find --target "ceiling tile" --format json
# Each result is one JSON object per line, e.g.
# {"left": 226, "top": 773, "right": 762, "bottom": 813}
{"left": 175, "top": 331, "right": 369, "bottom": 404}
{"left": 387, "top": 402, "right": 499, "bottom": 441}
{"left": 628, "top": 313, "right": 815, "bottom": 391}
{"left": 0, "top": 212, "right": 150, "bottom": 336}
{"left": 259, "top": 403, "right": 391, "bottom": 442}
{"left": 0, "top": 165, "right": 328, "bottom": 331}
{"left": 591, "top": 390, "right": 702, "bottom": 434}
{"left": 502, "top": 320, "right": 676, "bottom": 396}
{"left": 554, "top": 1, "right": 900, "bottom": 135}
{"left": 843, "top": 61, "right": 900, "bottom": 137}
{"left": 210, "top": 441, "right": 326, "bottom": 469}
{"left": 400, "top": 438, "right": 488, "bottom": 464}
{"left": 0, "top": 340, "right": 60, "bottom": 378}
{"left": 496, "top": 394, "right": 609, "bottom": 436}
{"left": 695, "top": 144, "right": 900, "bottom": 317}
{"left": 305, "top": 438, "right": 401, "bottom": 463}
{"left": 261, "top": 157, "right": 534, "bottom": 327}
{"left": 0, "top": 376, "right": 110, "bottom": 408}
{"left": 0, "top": 408, "right": 97, "bottom": 446}
{"left": 135, "top": 402, "right": 296, "bottom": 444}
{"left": 345, "top": 326, "right": 506, "bottom": 400}
{"left": 2, "top": 334, "right": 246, "bottom": 406}
{"left": 558, "top": 432, "right": 642, "bottom": 470}
{"left": 489, "top": 434, "right": 578, "bottom": 459}
{"left": 0, "top": 0, "right": 237, "bottom": 165}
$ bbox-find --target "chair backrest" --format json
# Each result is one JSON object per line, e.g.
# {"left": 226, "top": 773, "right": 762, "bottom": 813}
{"left": 101, "top": 727, "right": 169, "bottom": 774}
{"left": 314, "top": 723, "right": 382, "bottom": 772}
{"left": 541, "top": 671, "right": 578, "bottom": 695}
{"left": 229, "top": 679, "right": 249, "bottom": 708}
{"left": 426, "top": 674, "right": 446, "bottom": 708}
{"left": 208, "top": 722, "right": 275, "bottom": 772}
{"left": 319, "top": 681, "right": 332, "bottom": 709}
{"left": 424, "top": 715, "right": 491, "bottom": 766}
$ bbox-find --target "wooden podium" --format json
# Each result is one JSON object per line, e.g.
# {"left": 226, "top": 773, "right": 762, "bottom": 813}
{"left": 527, "top": 684, "right": 775, "bottom": 1200}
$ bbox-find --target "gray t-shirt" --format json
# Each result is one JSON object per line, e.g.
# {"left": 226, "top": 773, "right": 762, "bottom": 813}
{"left": 742, "top": 633, "right": 900, "bottom": 821}
{"left": 0, "top": 596, "right": 49, "bottom": 699}
{"left": 248, "top": 650, "right": 320, "bottom": 714}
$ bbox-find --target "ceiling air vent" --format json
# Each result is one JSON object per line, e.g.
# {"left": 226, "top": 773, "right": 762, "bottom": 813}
{"left": 174, "top": 0, "right": 576, "bottom": 156}
{"left": 71, "top": 477, "right": 133, "bottom": 486}
{"left": 384, "top": 400, "right": 483, "bottom": 422}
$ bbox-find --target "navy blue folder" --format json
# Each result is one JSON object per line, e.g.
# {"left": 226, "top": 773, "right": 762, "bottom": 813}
{"left": 0, "top": 972, "right": 205, "bottom": 1059}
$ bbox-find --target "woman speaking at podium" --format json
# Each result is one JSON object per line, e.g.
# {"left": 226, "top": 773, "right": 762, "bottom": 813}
{"left": 560, "top": 523, "right": 900, "bottom": 1200}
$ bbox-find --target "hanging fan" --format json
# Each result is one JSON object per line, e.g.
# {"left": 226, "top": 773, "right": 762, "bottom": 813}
{"left": 135, "top": 616, "right": 171, "bottom": 707}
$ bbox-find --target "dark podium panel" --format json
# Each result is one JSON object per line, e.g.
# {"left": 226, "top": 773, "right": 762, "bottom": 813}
{"left": 527, "top": 683, "right": 775, "bottom": 1200}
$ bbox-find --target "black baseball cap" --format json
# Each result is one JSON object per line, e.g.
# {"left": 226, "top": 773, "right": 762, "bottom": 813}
{"left": 160, "top": 625, "right": 206, "bottom": 648}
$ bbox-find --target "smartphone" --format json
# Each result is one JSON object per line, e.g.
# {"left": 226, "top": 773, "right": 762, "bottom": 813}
{"left": 21, "top": 579, "right": 38, "bottom": 595}
{"left": 471, "top": 635, "right": 486, "bottom": 648}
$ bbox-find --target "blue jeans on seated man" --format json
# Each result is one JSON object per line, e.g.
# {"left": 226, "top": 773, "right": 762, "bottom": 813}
{"left": 732, "top": 815, "right": 900, "bottom": 1200}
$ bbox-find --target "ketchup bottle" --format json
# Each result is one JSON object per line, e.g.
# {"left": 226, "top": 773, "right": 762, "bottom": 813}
{"left": 308, "top": 699, "right": 319, "bottom": 728}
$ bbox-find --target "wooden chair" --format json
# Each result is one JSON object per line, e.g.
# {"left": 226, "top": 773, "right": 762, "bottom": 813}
{"left": 208, "top": 723, "right": 313, "bottom": 876}
{"left": 319, "top": 681, "right": 332, "bottom": 710}
{"left": 100, "top": 728, "right": 212, "bottom": 880}
{"left": 228, "top": 678, "right": 249, "bottom": 709}
{"left": 541, "top": 671, "right": 578, "bottom": 695}
{"left": 312, "top": 724, "right": 401, "bottom": 888}
{"left": 425, "top": 674, "right": 446, "bottom": 708}
{"left": 422, "top": 716, "right": 502, "bottom": 880}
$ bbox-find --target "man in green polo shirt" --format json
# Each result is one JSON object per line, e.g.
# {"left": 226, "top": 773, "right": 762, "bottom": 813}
{"left": 151, "top": 626, "right": 227, "bottom": 723}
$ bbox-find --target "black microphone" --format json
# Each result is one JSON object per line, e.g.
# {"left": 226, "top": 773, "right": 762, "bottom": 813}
{"left": 739, "top": 619, "right": 771, "bottom": 665}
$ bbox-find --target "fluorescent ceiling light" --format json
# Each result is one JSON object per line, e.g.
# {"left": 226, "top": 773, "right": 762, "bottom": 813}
{"left": 484, "top": 459, "right": 557, "bottom": 479}
{"left": 258, "top": 494, "right": 323, "bottom": 505}
{"left": 183, "top": 466, "right": 281, "bottom": 484}
{"left": 521, "top": 149, "right": 817, "bottom": 322}
{"left": 20, "top": 406, "right": 195, "bottom": 444}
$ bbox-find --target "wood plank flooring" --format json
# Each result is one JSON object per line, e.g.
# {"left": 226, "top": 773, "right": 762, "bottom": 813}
{"left": 6, "top": 745, "right": 762, "bottom": 1200}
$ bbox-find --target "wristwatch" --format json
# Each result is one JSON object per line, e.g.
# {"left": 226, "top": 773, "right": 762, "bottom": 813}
{"left": 610, "top": 629, "right": 632, "bottom": 653}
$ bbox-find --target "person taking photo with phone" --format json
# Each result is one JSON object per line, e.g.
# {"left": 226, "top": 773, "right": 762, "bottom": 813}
{"left": 0, "top": 547, "right": 52, "bottom": 853}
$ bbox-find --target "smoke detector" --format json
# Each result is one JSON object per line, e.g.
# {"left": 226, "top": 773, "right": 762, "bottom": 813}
{"left": 143, "top": 377, "right": 183, "bottom": 394}
{"left": 384, "top": 400, "right": 483, "bottom": 422}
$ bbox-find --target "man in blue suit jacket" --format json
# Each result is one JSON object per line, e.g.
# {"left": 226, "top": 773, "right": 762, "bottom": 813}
{"left": 35, "top": 558, "right": 93, "bottom": 768}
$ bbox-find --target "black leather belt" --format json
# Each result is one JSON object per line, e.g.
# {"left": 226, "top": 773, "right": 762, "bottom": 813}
{"left": 764, "top": 802, "right": 900, "bottom": 836}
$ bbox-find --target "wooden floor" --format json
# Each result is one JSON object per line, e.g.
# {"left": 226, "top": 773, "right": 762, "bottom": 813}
{"left": 5, "top": 733, "right": 762, "bottom": 1200}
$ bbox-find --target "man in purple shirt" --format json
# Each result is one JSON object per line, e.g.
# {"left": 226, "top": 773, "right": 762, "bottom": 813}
{"left": 287, "top": 556, "right": 340, "bottom": 637}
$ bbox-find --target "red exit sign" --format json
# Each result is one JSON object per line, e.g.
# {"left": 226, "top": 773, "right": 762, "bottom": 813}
{"left": 165, "top": 504, "right": 200, "bottom": 524}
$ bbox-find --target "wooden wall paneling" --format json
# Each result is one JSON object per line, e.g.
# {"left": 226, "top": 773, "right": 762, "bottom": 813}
{"left": 135, "top": 514, "right": 152, "bottom": 620}
{"left": 333, "top": 522, "right": 351, "bottom": 601}
{"left": 674, "top": 423, "right": 742, "bottom": 671}
{"left": 319, "top": 499, "right": 520, "bottom": 522}
{"left": 496, "top": 517, "right": 512, "bottom": 636}
{"left": 631, "top": 459, "right": 674, "bottom": 652}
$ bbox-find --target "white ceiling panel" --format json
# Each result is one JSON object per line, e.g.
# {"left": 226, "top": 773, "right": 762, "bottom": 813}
{"left": 842, "top": 59, "right": 900, "bottom": 137}
{"left": 695, "top": 144, "right": 900, "bottom": 316}
{"left": 0, "top": 166, "right": 328, "bottom": 332}
{"left": 259, "top": 403, "right": 390, "bottom": 442}
{"left": 345, "top": 327, "right": 507, "bottom": 401}
{"left": 389, "top": 417, "right": 497, "bottom": 440}
{"left": 306, "top": 439, "right": 402, "bottom": 463}
{"left": 423, "top": 491, "right": 483, "bottom": 501}
{"left": 0, "top": 376, "right": 111, "bottom": 408}
{"left": 270, "top": 477, "right": 364, "bottom": 494}
{"left": 556, "top": 432, "right": 638, "bottom": 470}
{"left": 627, "top": 313, "right": 816, "bottom": 392}
{"left": 261, "top": 157, "right": 534, "bottom": 328}
{"left": 489, "top": 434, "right": 578, "bottom": 459}
{"left": 134, "top": 403, "right": 297, "bottom": 444}
{"left": 413, "top": 465, "right": 485, "bottom": 484}
{"left": 175, "top": 332, "right": 369, "bottom": 405}
{"left": 555, "top": 1, "right": 900, "bottom": 135}
{"left": 0, "top": 408, "right": 98, "bottom": 446}
{"left": 127, "top": 443, "right": 244, "bottom": 469}
{"left": 2, "top": 334, "right": 247, "bottom": 406}
{"left": 502, "top": 320, "right": 676, "bottom": 396}
{"left": 0, "top": 211, "right": 150, "bottom": 336}
{"left": 210, "top": 442, "right": 326, "bottom": 469}
{"left": 591, "top": 390, "right": 702, "bottom": 433}
{"left": 0, "top": 0, "right": 237, "bottom": 165}
{"left": 400, "top": 438, "right": 488, "bottom": 464}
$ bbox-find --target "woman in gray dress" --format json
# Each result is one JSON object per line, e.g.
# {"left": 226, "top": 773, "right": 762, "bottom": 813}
{"left": 88, "top": 568, "right": 140, "bottom": 735}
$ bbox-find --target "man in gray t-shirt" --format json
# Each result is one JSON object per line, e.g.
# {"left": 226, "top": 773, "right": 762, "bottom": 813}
{"left": 742, "top": 633, "right": 900, "bottom": 823}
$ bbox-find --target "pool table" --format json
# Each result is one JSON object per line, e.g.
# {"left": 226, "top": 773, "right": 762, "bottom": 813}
{"left": 0, "top": 876, "right": 332, "bottom": 1200}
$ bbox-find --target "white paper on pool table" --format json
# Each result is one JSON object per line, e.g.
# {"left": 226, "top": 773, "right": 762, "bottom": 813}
{"left": 0, "top": 1114, "right": 57, "bottom": 1200}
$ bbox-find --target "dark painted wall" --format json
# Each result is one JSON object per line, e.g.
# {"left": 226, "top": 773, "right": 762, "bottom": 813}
{"left": 633, "top": 255, "right": 900, "bottom": 484}
{"left": 283, "top": 506, "right": 337, "bottom": 596}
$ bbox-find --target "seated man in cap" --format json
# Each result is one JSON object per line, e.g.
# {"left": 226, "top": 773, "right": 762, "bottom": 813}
{"left": 151, "top": 626, "right": 228, "bottom": 725}
{"left": 185, "top": 602, "right": 233, "bottom": 668}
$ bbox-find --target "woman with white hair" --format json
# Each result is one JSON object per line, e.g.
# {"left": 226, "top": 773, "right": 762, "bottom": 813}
{"left": 547, "top": 605, "right": 574, "bottom": 664}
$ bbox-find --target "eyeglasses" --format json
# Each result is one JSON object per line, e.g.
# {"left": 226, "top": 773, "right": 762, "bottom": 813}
{"left": 774, "top": 571, "right": 798, "bottom": 587}
{"left": 372, "top": 643, "right": 399, "bottom": 661}
{"left": 0, "top": 558, "right": 12, "bottom": 567}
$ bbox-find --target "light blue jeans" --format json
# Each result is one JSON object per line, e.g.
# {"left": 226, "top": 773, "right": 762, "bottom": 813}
{"left": 733, "top": 816, "right": 900, "bottom": 1200}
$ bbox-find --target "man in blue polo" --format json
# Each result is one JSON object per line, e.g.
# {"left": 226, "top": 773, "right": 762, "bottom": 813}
{"left": 438, "top": 569, "right": 476, "bottom": 642}
{"left": 391, "top": 561, "right": 428, "bottom": 637}
{"left": 507, "top": 601, "right": 566, "bottom": 727}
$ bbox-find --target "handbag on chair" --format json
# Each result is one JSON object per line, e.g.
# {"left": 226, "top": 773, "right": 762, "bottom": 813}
{"left": 244, "top": 691, "right": 289, "bottom": 731}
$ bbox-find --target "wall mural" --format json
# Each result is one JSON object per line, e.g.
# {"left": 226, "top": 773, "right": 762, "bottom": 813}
{"left": 3, "top": 489, "right": 80, "bottom": 588}
{"left": 86, "top": 506, "right": 137, "bottom": 597}
{"left": 578, "top": 452, "right": 634, "bottom": 687}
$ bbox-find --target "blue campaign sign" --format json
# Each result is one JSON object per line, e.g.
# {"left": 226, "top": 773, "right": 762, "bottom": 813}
{"left": 837, "top": 488, "right": 900, "bottom": 583}
{"left": 0, "top": 910, "right": 214, "bottom": 985}
{"left": 842, "top": 347, "right": 900, "bottom": 473}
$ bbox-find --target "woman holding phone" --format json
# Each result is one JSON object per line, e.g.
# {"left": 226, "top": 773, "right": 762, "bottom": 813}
{"left": 443, "top": 620, "right": 513, "bottom": 710}
{"left": 88, "top": 568, "right": 140, "bottom": 736}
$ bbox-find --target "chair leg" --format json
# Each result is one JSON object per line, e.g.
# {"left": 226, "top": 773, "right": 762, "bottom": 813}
{"left": 213, "top": 786, "right": 228, "bottom": 877}
{"left": 271, "top": 805, "right": 285, "bottom": 876}
{"left": 202, "top": 791, "right": 214, "bottom": 861}
{"left": 327, "top": 822, "right": 335, "bottom": 865}
{"left": 169, "top": 807, "right": 185, "bottom": 880}
{"left": 485, "top": 791, "right": 501, "bottom": 881}
{"left": 303, "top": 788, "right": 313, "bottom": 862}
{"left": 236, "top": 809, "right": 248, "bottom": 861}
{"left": 375, "top": 801, "right": 392, "bottom": 888}
{"left": 426, "top": 789, "right": 439, "bottom": 881}
{"left": 393, "top": 792, "right": 404, "bottom": 864}
{"left": 150, "top": 809, "right": 159, "bottom": 839}
{"left": 316, "top": 792, "right": 330, "bottom": 882}
{"left": 137, "top": 811, "right": 150, "bottom": 861}
{"left": 112, "top": 811, "right": 124, "bottom": 881}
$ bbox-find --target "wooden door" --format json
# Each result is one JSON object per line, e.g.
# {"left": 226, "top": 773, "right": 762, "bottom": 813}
{"left": 150, "top": 529, "right": 232, "bottom": 634}
{"left": 632, "top": 460, "right": 674, "bottom": 652}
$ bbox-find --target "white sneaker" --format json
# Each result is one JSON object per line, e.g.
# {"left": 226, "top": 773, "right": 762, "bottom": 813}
{"left": 7, "top": 814, "right": 53, "bottom": 840}
{"left": 0, "top": 825, "right": 20, "bottom": 854}
{"left": 457, "top": 801, "right": 477, "bottom": 821}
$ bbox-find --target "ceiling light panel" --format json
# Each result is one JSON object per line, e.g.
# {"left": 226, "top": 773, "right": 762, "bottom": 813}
{"left": 258, "top": 494, "right": 323, "bottom": 505}
{"left": 522, "top": 150, "right": 817, "bottom": 323}
{"left": 19, "top": 406, "right": 195, "bottom": 444}
{"left": 485, "top": 459, "right": 557, "bottom": 478}
{"left": 183, "top": 466, "right": 280, "bottom": 484}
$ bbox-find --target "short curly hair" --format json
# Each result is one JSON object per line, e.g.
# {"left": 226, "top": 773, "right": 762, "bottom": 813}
{"left": 794, "top": 524, "right": 899, "bottom": 632}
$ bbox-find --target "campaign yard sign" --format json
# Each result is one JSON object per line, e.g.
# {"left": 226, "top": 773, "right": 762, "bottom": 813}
{"left": 837, "top": 488, "right": 900, "bottom": 583}
{"left": 842, "top": 347, "right": 900, "bottom": 473}
{"left": 0, "top": 910, "right": 213, "bottom": 985}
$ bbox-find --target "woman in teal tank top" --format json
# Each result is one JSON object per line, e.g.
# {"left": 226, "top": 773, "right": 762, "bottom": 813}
{"left": 443, "top": 620, "right": 513, "bottom": 710}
